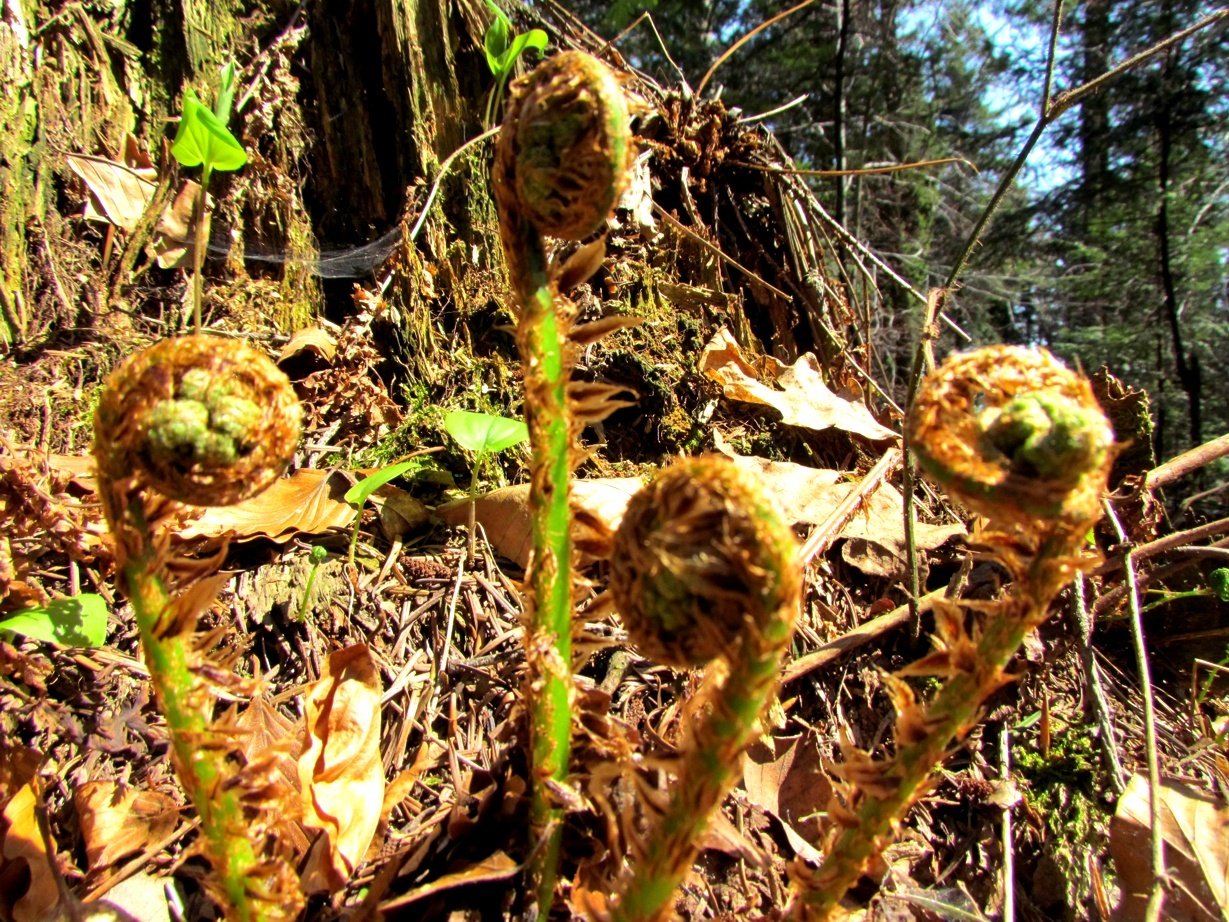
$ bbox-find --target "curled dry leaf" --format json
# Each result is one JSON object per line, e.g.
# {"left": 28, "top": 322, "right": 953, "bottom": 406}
{"left": 699, "top": 327, "right": 897, "bottom": 442}
{"left": 437, "top": 478, "right": 643, "bottom": 568}
{"left": 298, "top": 644, "right": 384, "bottom": 894}
{"left": 742, "top": 734, "right": 831, "bottom": 865}
{"left": 74, "top": 781, "right": 180, "bottom": 872}
{"left": 1111, "top": 774, "right": 1229, "bottom": 921}
{"left": 0, "top": 749, "right": 60, "bottom": 922}
{"left": 177, "top": 469, "right": 361, "bottom": 542}
{"left": 278, "top": 327, "right": 338, "bottom": 366}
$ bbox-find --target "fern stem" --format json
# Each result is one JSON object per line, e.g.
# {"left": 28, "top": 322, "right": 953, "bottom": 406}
{"left": 609, "top": 457, "right": 801, "bottom": 921}
{"left": 492, "top": 50, "right": 632, "bottom": 911}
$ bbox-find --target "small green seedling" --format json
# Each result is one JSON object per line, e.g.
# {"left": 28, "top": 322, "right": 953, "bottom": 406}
{"left": 444, "top": 409, "right": 528, "bottom": 561}
{"left": 1142, "top": 566, "right": 1229, "bottom": 615}
{"left": 171, "top": 61, "right": 248, "bottom": 332}
{"left": 483, "top": 0, "right": 548, "bottom": 127}
{"left": 344, "top": 458, "right": 430, "bottom": 566}
{"left": 296, "top": 544, "right": 330, "bottom": 622}
{"left": 0, "top": 594, "right": 108, "bottom": 647}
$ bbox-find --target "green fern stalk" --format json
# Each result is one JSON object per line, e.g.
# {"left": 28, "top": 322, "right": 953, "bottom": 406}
{"left": 798, "top": 346, "right": 1114, "bottom": 919}
{"left": 492, "top": 50, "right": 632, "bottom": 911}
{"left": 608, "top": 456, "right": 802, "bottom": 922}
{"left": 94, "top": 335, "right": 303, "bottom": 920}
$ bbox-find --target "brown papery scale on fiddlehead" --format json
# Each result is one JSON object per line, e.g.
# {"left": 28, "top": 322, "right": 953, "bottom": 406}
{"left": 611, "top": 456, "right": 801, "bottom": 668}
{"left": 95, "top": 335, "right": 302, "bottom": 513}
{"left": 495, "top": 50, "right": 633, "bottom": 245}
{"left": 607, "top": 456, "right": 801, "bottom": 921}
{"left": 907, "top": 345, "right": 1113, "bottom": 536}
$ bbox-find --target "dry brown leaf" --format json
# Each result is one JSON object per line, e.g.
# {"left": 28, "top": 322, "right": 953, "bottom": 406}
{"left": 742, "top": 734, "right": 831, "bottom": 865}
{"left": 65, "top": 153, "right": 204, "bottom": 269}
{"left": 66, "top": 154, "right": 158, "bottom": 230}
{"left": 727, "top": 454, "right": 962, "bottom": 578}
{"left": 443, "top": 459, "right": 958, "bottom": 577}
{"left": 1111, "top": 774, "right": 1229, "bottom": 920}
{"left": 74, "top": 781, "right": 179, "bottom": 873}
{"left": 278, "top": 327, "right": 338, "bottom": 365}
{"left": 380, "top": 850, "right": 519, "bottom": 910}
{"left": 235, "top": 697, "right": 310, "bottom": 854}
{"left": 437, "top": 478, "right": 643, "bottom": 568}
{"left": 177, "top": 469, "right": 357, "bottom": 542}
{"left": 148, "top": 183, "right": 204, "bottom": 269}
{"left": 298, "top": 645, "right": 384, "bottom": 894}
{"left": 0, "top": 750, "right": 60, "bottom": 922}
{"left": 696, "top": 808, "right": 762, "bottom": 864}
{"left": 699, "top": 328, "right": 897, "bottom": 442}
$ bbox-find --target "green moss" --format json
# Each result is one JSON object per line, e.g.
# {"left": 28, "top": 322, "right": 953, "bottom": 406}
{"left": 1014, "top": 726, "right": 1110, "bottom": 914}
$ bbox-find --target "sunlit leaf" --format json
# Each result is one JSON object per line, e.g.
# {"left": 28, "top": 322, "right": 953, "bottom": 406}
{"left": 171, "top": 91, "right": 247, "bottom": 172}
{"left": 0, "top": 750, "right": 60, "bottom": 921}
{"left": 503, "top": 28, "right": 548, "bottom": 72}
{"left": 343, "top": 459, "right": 430, "bottom": 508}
{"left": 483, "top": 0, "right": 511, "bottom": 74}
{"left": 0, "top": 594, "right": 108, "bottom": 648}
{"left": 298, "top": 645, "right": 383, "bottom": 894}
{"left": 444, "top": 410, "right": 528, "bottom": 455}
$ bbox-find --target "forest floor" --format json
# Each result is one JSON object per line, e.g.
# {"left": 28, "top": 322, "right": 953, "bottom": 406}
{"left": 2, "top": 31, "right": 1228, "bottom": 922}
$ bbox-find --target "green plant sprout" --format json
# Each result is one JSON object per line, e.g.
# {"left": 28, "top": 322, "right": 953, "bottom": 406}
{"left": 343, "top": 458, "right": 431, "bottom": 566}
{"left": 493, "top": 50, "right": 633, "bottom": 910}
{"left": 94, "top": 334, "right": 304, "bottom": 920}
{"left": 482, "top": 0, "right": 548, "bottom": 127}
{"left": 295, "top": 544, "right": 330, "bottom": 622}
{"left": 171, "top": 61, "right": 247, "bottom": 332}
{"left": 1141, "top": 565, "right": 1229, "bottom": 616}
{"left": 444, "top": 409, "right": 528, "bottom": 561}
{"left": 0, "top": 594, "right": 108, "bottom": 647}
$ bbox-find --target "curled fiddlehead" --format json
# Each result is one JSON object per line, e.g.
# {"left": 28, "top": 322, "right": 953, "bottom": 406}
{"left": 96, "top": 334, "right": 300, "bottom": 510}
{"left": 608, "top": 456, "right": 802, "bottom": 922}
{"left": 493, "top": 50, "right": 634, "bottom": 912}
{"left": 907, "top": 344, "right": 1111, "bottom": 537}
{"left": 94, "top": 335, "right": 303, "bottom": 921}
{"left": 797, "top": 346, "right": 1113, "bottom": 919}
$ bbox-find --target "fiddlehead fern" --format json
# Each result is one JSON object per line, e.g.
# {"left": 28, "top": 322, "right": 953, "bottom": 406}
{"left": 94, "top": 335, "right": 303, "bottom": 921}
{"left": 797, "top": 346, "right": 1113, "bottom": 919}
{"left": 493, "top": 50, "right": 633, "bottom": 912}
{"left": 608, "top": 456, "right": 802, "bottom": 921}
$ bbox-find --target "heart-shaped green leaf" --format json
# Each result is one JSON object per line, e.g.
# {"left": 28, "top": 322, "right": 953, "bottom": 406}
{"left": 445, "top": 410, "right": 528, "bottom": 455}
{"left": 0, "top": 594, "right": 108, "bottom": 647}
{"left": 172, "top": 90, "right": 247, "bottom": 172}
{"left": 502, "top": 28, "right": 548, "bottom": 72}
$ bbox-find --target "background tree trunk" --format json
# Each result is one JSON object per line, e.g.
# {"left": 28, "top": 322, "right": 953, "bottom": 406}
{"left": 0, "top": 0, "right": 491, "bottom": 346}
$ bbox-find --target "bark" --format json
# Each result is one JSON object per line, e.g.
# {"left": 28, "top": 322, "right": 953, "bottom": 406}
{"left": 1155, "top": 100, "right": 1201, "bottom": 448}
{"left": 1076, "top": 0, "right": 1111, "bottom": 235}
{"left": 832, "top": 0, "right": 850, "bottom": 227}
{"left": 0, "top": 0, "right": 491, "bottom": 346}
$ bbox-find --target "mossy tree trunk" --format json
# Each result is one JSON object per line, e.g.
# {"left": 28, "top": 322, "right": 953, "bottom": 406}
{"left": 0, "top": 0, "right": 493, "bottom": 346}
